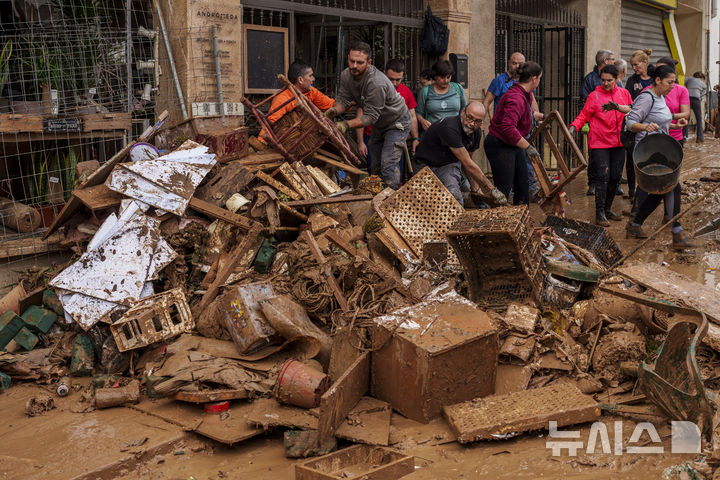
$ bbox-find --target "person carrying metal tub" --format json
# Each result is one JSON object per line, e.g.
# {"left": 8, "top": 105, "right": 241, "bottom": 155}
{"left": 568, "top": 64, "right": 632, "bottom": 226}
{"left": 622, "top": 65, "right": 695, "bottom": 250}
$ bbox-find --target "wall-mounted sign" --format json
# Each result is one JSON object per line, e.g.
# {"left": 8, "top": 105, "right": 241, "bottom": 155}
{"left": 43, "top": 118, "right": 82, "bottom": 133}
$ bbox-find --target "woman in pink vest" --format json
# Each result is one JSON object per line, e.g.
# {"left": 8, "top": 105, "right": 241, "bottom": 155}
{"left": 569, "top": 64, "right": 632, "bottom": 226}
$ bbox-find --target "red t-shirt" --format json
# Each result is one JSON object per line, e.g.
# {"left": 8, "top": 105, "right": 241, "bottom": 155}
{"left": 364, "top": 83, "right": 417, "bottom": 136}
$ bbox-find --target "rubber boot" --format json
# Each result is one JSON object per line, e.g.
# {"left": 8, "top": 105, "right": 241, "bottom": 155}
{"left": 672, "top": 231, "right": 698, "bottom": 250}
{"left": 605, "top": 210, "right": 623, "bottom": 221}
{"left": 626, "top": 222, "right": 648, "bottom": 239}
{"left": 596, "top": 211, "right": 610, "bottom": 227}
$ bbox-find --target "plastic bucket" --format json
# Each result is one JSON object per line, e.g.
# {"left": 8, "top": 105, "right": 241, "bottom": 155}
{"left": 274, "top": 359, "right": 329, "bottom": 408}
{"left": 633, "top": 133, "right": 683, "bottom": 195}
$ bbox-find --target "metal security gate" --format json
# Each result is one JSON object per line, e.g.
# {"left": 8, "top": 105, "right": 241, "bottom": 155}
{"left": 241, "top": 1, "right": 424, "bottom": 135}
{"left": 495, "top": 0, "right": 585, "bottom": 169}
{"left": 621, "top": 0, "right": 672, "bottom": 64}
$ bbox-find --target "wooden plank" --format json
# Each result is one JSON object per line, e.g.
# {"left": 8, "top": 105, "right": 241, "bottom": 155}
{"left": 598, "top": 285, "right": 698, "bottom": 316}
{"left": 0, "top": 232, "right": 66, "bottom": 260}
{"left": 236, "top": 152, "right": 285, "bottom": 165}
{"left": 194, "top": 223, "right": 264, "bottom": 315}
{"left": 543, "top": 129, "right": 571, "bottom": 178}
{"left": 278, "top": 163, "right": 315, "bottom": 199}
{"left": 255, "top": 171, "right": 300, "bottom": 200}
{"left": 325, "top": 230, "right": 415, "bottom": 302}
{"left": 284, "top": 194, "right": 373, "bottom": 208}
{"left": 335, "top": 397, "right": 392, "bottom": 446}
{"left": 279, "top": 202, "right": 308, "bottom": 221}
{"left": 0, "top": 130, "right": 127, "bottom": 142}
{"left": 317, "top": 351, "right": 370, "bottom": 443}
{"left": 306, "top": 165, "right": 341, "bottom": 195}
{"left": 0, "top": 114, "right": 43, "bottom": 133}
{"left": 293, "top": 162, "right": 324, "bottom": 197}
{"left": 246, "top": 398, "right": 319, "bottom": 430}
{"left": 313, "top": 153, "right": 365, "bottom": 175}
{"left": 301, "top": 230, "right": 348, "bottom": 311}
{"left": 130, "top": 398, "right": 261, "bottom": 445}
{"left": 188, "top": 197, "right": 255, "bottom": 231}
{"left": 374, "top": 225, "right": 418, "bottom": 267}
{"left": 618, "top": 263, "right": 720, "bottom": 324}
{"left": 73, "top": 184, "right": 124, "bottom": 211}
{"left": 43, "top": 111, "right": 169, "bottom": 239}
{"left": 82, "top": 113, "right": 132, "bottom": 132}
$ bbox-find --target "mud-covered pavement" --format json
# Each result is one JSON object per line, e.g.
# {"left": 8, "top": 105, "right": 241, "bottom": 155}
{"left": 2, "top": 136, "right": 720, "bottom": 480}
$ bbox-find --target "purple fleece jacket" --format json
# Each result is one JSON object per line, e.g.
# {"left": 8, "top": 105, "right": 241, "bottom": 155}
{"left": 488, "top": 83, "right": 533, "bottom": 145}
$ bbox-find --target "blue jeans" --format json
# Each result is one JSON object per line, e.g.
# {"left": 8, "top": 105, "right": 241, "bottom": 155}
{"left": 415, "top": 160, "right": 468, "bottom": 206}
{"left": 368, "top": 111, "right": 412, "bottom": 189}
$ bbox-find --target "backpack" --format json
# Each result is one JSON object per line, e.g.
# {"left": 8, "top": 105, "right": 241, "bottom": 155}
{"left": 419, "top": 82, "right": 465, "bottom": 111}
{"left": 622, "top": 90, "right": 655, "bottom": 149}
{"left": 420, "top": 6, "right": 449, "bottom": 57}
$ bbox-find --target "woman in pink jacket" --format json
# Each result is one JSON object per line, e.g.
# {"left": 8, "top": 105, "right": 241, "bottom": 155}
{"left": 569, "top": 64, "right": 632, "bottom": 226}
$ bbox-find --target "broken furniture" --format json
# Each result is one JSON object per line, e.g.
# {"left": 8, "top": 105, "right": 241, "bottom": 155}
{"left": 110, "top": 289, "right": 194, "bottom": 352}
{"left": 444, "top": 382, "right": 600, "bottom": 443}
{"left": 241, "top": 75, "right": 359, "bottom": 167}
{"left": 638, "top": 309, "right": 714, "bottom": 435}
{"left": 544, "top": 215, "right": 622, "bottom": 267}
{"left": 527, "top": 110, "right": 588, "bottom": 215}
{"left": 446, "top": 206, "right": 545, "bottom": 306}
{"left": 295, "top": 445, "right": 414, "bottom": 480}
{"left": 371, "top": 292, "right": 498, "bottom": 423}
{"left": 378, "top": 167, "right": 465, "bottom": 265}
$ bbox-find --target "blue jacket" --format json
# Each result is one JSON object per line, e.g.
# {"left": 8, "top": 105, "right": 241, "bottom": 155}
{"left": 581, "top": 66, "right": 601, "bottom": 105}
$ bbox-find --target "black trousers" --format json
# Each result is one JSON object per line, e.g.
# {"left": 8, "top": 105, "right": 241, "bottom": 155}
{"left": 633, "top": 184, "right": 682, "bottom": 228}
{"left": 591, "top": 147, "right": 625, "bottom": 213}
{"left": 690, "top": 96, "right": 703, "bottom": 141}
{"left": 624, "top": 144, "right": 636, "bottom": 195}
{"left": 484, "top": 134, "right": 529, "bottom": 205}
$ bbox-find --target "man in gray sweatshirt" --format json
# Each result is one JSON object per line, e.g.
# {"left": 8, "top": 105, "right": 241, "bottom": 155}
{"left": 325, "top": 42, "right": 411, "bottom": 189}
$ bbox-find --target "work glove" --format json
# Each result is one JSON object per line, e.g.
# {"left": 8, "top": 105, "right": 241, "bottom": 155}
{"left": 602, "top": 101, "right": 620, "bottom": 112}
{"left": 526, "top": 145, "right": 540, "bottom": 159}
{"left": 324, "top": 107, "right": 338, "bottom": 120}
{"left": 568, "top": 125, "right": 577, "bottom": 135}
{"left": 335, "top": 120, "right": 349, "bottom": 135}
{"left": 491, "top": 188, "right": 508, "bottom": 206}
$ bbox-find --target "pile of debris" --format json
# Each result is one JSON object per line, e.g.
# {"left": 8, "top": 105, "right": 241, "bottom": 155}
{"left": 3, "top": 109, "right": 720, "bottom": 479}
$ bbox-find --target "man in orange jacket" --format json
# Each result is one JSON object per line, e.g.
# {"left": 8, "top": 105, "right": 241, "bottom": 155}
{"left": 260, "top": 61, "right": 334, "bottom": 142}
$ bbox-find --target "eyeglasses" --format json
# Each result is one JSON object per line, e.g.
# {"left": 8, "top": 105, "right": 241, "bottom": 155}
{"left": 464, "top": 111, "right": 484, "bottom": 125}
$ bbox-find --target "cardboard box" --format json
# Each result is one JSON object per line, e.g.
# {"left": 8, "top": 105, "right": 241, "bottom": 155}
{"left": 371, "top": 293, "right": 498, "bottom": 423}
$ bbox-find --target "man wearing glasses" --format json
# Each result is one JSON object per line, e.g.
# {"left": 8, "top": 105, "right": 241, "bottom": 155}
{"left": 414, "top": 101, "right": 506, "bottom": 206}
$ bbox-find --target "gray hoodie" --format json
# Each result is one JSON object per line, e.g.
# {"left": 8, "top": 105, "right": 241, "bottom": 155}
{"left": 335, "top": 65, "right": 408, "bottom": 129}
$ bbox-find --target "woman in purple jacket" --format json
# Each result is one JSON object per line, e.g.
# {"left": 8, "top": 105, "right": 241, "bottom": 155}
{"left": 484, "top": 62, "right": 543, "bottom": 205}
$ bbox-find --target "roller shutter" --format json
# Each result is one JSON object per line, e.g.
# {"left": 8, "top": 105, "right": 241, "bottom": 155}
{"left": 621, "top": 1, "right": 672, "bottom": 63}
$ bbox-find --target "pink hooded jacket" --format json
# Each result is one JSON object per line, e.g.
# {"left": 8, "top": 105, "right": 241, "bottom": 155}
{"left": 570, "top": 85, "right": 632, "bottom": 150}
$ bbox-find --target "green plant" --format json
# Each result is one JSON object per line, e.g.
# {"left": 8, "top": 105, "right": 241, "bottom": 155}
{"left": 0, "top": 40, "right": 11, "bottom": 96}
{"left": 27, "top": 149, "right": 49, "bottom": 204}
{"left": 58, "top": 145, "right": 80, "bottom": 201}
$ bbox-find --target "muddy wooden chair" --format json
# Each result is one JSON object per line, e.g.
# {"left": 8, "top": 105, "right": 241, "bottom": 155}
{"left": 527, "top": 110, "right": 588, "bottom": 216}
{"left": 241, "top": 75, "right": 359, "bottom": 167}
